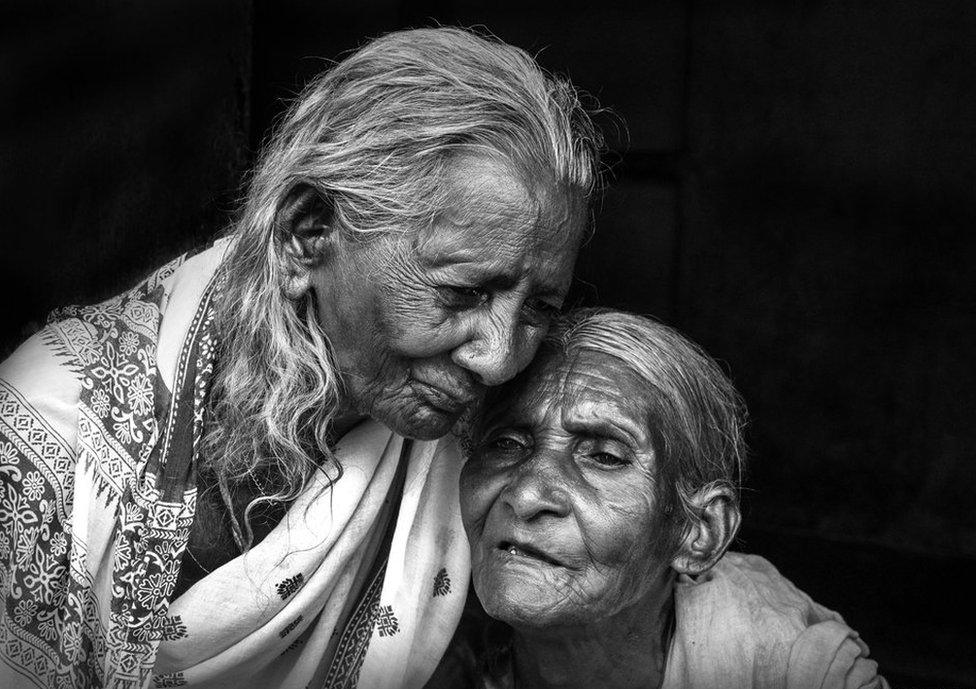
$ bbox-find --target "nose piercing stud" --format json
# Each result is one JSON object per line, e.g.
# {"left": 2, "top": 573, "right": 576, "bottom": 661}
{"left": 508, "top": 546, "right": 519, "bottom": 556}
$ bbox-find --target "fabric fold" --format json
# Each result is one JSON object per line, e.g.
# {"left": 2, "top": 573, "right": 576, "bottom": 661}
{"left": 1, "top": 241, "right": 469, "bottom": 689}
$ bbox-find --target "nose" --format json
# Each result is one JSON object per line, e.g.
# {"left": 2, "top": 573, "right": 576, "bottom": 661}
{"left": 500, "top": 452, "right": 571, "bottom": 522}
{"left": 451, "top": 302, "right": 532, "bottom": 387}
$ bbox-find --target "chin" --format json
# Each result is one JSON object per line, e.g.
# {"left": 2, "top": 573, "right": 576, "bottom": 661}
{"left": 475, "top": 574, "right": 577, "bottom": 629}
{"left": 481, "top": 590, "right": 573, "bottom": 630}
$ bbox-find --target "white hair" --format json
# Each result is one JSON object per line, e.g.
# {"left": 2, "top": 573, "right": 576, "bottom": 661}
{"left": 204, "top": 27, "right": 604, "bottom": 541}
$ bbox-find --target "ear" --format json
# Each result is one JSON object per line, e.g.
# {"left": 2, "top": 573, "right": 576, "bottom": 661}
{"left": 276, "top": 183, "right": 335, "bottom": 300}
{"left": 670, "top": 485, "right": 740, "bottom": 577}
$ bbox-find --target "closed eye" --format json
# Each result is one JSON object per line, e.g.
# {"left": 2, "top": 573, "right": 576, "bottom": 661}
{"left": 489, "top": 435, "right": 526, "bottom": 452}
{"left": 521, "top": 297, "right": 562, "bottom": 326}
{"left": 439, "top": 285, "right": 490, "bottom": 310}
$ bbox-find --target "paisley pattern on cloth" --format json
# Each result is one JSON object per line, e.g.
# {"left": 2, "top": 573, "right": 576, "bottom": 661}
{"left": 0, "top": 241, "right": 469, "bottom": 689}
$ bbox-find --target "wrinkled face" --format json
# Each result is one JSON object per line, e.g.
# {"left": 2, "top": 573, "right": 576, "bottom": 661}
{"left": 460, "top": 349, "right": 673, "bottom": 629}
{"left": 312, "top": 154, "right": 586, "bottom": 440}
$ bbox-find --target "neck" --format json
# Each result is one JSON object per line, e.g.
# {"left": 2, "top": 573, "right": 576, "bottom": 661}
{"left": 510, "top": 580, "right": 675, "bottom": 689}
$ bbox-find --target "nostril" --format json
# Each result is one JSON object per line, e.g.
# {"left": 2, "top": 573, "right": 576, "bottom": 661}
{"left": 454, "top": 344, "right": 518, "bottom": 387}
{"left": 480, "top": 347, "right": 522, "bottom": 387}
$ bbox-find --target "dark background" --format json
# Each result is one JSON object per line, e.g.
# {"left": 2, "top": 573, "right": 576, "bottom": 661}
{"left": 2, "top": 1, "right": 974, "bottom": 685}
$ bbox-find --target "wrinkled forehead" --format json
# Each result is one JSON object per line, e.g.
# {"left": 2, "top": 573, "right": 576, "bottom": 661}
{"left": 473, "top": 348, "right": 653, "bottom": 436}
{"left": 400, "top": 153, "right": 588, "bottom": 297}
{"left": 479, "top": 349, "right": 569, "bottom": 419}
{"left": 436, "top": 152, "right": 586, "bottom": 234}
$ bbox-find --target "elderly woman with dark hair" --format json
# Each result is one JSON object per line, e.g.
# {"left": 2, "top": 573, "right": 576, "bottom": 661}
{"left": 450, "top": 309, "right": 888, "bottom": 689}
{"left": 0, "top": 28, "right": 600, "bottom": 689}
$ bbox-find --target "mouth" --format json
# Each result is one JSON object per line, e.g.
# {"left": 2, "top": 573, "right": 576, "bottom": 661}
{"left": 497, "top": 540, "right": 564, "bottom": 568}
{"left": 413, "top": 380, "right": 479, "bottom": 414}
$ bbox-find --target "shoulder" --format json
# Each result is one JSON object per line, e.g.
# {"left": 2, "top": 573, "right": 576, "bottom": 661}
{"left": 672, "top": 552, "right": 836, "bottom": 668}
{"left": 154, "top": 238, "right": 232, "bottom": 391}
{"left": 0, "top": 238, "right": 231, "bottom": 467}
{"left": 1, "top": 329, "right": 83, "bottom": 521}
{"left": 677, "top": 552, "right": 839, "bottom": 624}
{"left": 1, "top": 328, "right": 83, "bottom": 447}
{"left": 668, "top": 552, "right": 887, "bottom": 689}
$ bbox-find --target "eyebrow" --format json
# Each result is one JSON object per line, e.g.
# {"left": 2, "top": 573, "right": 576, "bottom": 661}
{"left": 421, "top": 246, "right": 480, "bottom": 270}
{"left": 424, "top": 259, "right": 567, "bottom": 301}
{"left": 563, "top": 417, "right": 642, "bottom": 447}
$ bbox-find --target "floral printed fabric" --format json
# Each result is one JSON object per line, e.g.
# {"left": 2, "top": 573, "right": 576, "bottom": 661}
{"left": 0, "top": 249, "right": 214, "bottom": 689}
{"left": 1, "top": 242, "right": 470, "bottom": 689}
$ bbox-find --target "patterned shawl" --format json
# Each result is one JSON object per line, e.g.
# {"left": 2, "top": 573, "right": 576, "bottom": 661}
{"left": 0, "top": 242, "right": 468, "bottom": 689}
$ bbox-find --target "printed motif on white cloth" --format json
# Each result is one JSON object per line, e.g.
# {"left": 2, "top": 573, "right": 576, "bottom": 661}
{"left": 1, "top": 253, "right": 198, "bottom": 689}
{"left": 3, "top": 244, "right": 468, "bottom": 689}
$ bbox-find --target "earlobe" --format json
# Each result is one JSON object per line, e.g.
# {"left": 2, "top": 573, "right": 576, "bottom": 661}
{"left": 670, "top": 486, "right": 741, "bottom": 577}
{"left": 276, "top": 183, "right": 335, "bottom": 300}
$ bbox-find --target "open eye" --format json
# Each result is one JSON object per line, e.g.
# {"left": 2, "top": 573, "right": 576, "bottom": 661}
{"left": 488, "top": 434, "right": 527, "bottom": 453}
{"left": 438, "top": 285, "right": 490, "bottom": 311}
{"left": 468, "top": 431, "right": 528, "bottom": 469}
{"left": 476, "top": 430, "right": 531, "bottom": 462}
{"left": 589, "top": 451, "right": 629, "bottom": 468}
{"left": 577, "top": 438, "right": 633, "bottom": 470}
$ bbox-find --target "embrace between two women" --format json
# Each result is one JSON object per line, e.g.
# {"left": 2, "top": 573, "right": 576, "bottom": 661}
{"left": 0, "top": 27, "right": 886, "bottom": 689}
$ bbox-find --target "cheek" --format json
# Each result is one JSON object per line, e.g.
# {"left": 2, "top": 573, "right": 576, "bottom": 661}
{"left": 458, "top": 463, "right": 497, "bottom": 540}
{"left": 579, "top": 493, "right": 661, "bottom": 588}
{"left": 583, "top": 507, "right": 645, "bottom": 566}
{"left": 388, "top": 320, "right": 466, "bottom": 360}
{"left": 375, "top": 285, "right": 467, "bottom": 359}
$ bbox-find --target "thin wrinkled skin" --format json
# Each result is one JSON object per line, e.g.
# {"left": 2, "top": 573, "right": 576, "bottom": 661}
{"left": 461, "top": 349, "right": 675, "bottom": 630}
{"left": 311, "top": 154, "right": 586, "bottom": 440}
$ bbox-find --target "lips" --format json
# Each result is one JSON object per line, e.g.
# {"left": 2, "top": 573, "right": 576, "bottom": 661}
{"left": 497, "top": 540, "right": 564, "bottom": 567}
{"left": 413, "top": 379, "right": 479, "bottom": 414}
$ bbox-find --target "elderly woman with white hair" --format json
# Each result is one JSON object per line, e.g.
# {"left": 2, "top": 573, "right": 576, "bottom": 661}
{"left": 0, "top": 28, "right": 601, "bottom": 689}
{"left": 445, "top": 309, "right": 888, "bottom": 689}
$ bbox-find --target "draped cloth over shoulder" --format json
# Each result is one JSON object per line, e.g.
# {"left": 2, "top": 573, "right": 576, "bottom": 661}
{"left": 0, "top": 241, "right": 469, "bottom": 689}
{"left": 664, "top": 552, "right": 889, "bottom": 689}
{"left": 473, "top": 552, "right": 888, "bottom": 689}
